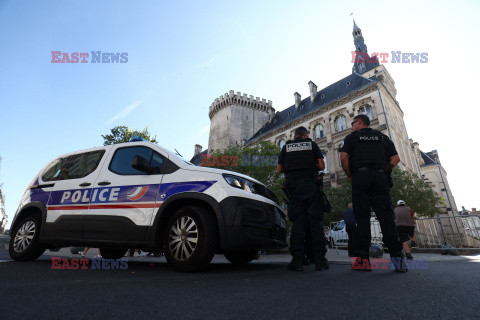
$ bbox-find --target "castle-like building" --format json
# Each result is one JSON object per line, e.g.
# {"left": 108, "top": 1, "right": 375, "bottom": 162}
{"left": 194, "top": 21, "right": 458, "bottom": 216}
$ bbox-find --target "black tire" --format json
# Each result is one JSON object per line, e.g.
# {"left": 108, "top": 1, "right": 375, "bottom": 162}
{"left": 99, "top": 248, "right": 128, "bottom": 259}
{"left": 163, "top": 205, "right": 218, "bottom": 272}
{"left": 224, "top": 250, "right": 260, "bottom": 264}
{"left": 9, "top": 215, "right": 45, "bottom": 261}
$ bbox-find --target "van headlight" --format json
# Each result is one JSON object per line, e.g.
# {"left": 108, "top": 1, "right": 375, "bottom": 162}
{"left": 223, "top": 174, "right": 257, "bottom": 194}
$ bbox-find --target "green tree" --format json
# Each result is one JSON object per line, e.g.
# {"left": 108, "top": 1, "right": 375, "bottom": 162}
{"left": 323, "top": 167, "right": 443, "bottom": 225}
{"left": 389, "top": 167, "right": 443, "bottom": 217}
{"left": 324, "top": 181, "right": 352, "bottom": 226}
{"left": 206, "top": 140, "right": 284, "bottom": 203}
{"left": 102, "top": 126, "right": 158, "bottom": 145}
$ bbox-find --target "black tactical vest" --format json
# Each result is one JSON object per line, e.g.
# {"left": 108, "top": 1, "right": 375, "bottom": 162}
{"left": 349, "top": 130, "right": 388, "bottom": 170}
{"left": 284, "top": 138, "right": 317, "bottom": 172}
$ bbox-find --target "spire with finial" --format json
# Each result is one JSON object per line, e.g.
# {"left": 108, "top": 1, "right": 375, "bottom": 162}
{"left": 351, "top": 19, "right": 379, "bottom": 74}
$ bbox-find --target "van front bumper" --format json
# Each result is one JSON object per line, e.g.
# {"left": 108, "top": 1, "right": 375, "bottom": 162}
{"left": 218, "top": 196, "right": 288, "bottom": 250}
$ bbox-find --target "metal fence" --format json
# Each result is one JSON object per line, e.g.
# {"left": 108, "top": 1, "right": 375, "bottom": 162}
{"left": 327, "top": 214, "right": 480, "bottom": 251}
{"left": 414, "top": 215, "right": 480, "bottom": 250}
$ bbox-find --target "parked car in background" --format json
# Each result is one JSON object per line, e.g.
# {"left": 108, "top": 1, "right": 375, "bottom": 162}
{"left": 327, "top": 215, "right": 382, "bottom": 247}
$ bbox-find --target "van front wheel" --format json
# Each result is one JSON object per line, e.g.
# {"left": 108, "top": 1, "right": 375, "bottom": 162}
{"left": 164, "top": 206, "right": 218, "bottom": 272}
{"left": 9, "top": 215, "right": 45, "bottom": 261}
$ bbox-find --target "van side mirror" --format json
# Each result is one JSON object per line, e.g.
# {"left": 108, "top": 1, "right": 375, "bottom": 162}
{"left": 131, "top": 155, "right": 154, "bottom": 174}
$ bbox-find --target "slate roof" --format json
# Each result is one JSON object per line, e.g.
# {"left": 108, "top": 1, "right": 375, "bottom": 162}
{"left": 353, "top": 57, "right": 379, "bottom": 74}
{"left": 190, "top": 149, "right": 208, "bottom": 165}
{"left": 247, "top": 72, "right": 378, "bottom": 143}
{"left": 421, "top": 151, "right": 438, "bottom": 166}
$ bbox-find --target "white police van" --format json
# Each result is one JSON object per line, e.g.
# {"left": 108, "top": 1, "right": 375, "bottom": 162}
{"left": 9, "top": 138, "right": 287, "bottom": 271}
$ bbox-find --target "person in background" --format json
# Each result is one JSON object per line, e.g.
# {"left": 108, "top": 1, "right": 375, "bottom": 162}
{"left": 80, "top": 247, "right": 101, "bottom": 258}
{"left": 394, "top": 200, "right": 415, "bottom": 260}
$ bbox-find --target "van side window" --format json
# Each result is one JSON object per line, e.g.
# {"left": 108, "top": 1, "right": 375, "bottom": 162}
{"left": 42, "top": 157, "right": 70, "bottom": 182}
{"left": 109, "top": 146, "right": 163, "bottom": 175}
{"left": 64, "top": 150, "right": 105, "bottom": 179}
{"left": 42, "top": 150, "right": 105, "bottom": 182}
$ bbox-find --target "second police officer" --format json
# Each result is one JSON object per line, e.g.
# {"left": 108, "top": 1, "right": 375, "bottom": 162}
{"left": 340, "top": 114, "right": 408, "bottom": 272}
{"left": 277, "top": 126, "right": 329, "bottom": 271}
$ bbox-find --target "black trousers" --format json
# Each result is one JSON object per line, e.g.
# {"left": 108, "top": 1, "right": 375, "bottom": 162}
{"left": 346, "top": 223, "right": 357, "bottom": 256}
{"left": 351, "top": 169, "right": 403, "bottom": 253}
{"left": 288, "top": 181, "right": 327, "bottom": 257}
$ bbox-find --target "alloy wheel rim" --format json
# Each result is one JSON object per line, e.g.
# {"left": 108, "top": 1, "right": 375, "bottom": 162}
{"left": 13, "top": 221, "right": 36, "bottom": 253}
{"left": 168, "top": 216, "right": 198, "bottom": 261}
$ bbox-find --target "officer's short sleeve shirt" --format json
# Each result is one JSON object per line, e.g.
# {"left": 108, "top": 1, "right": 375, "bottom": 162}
{"left": 340, "top": 129, "right": 398, "bottom": 157}
{"left": 340, "top": 134, "right": 355, "bottom": 155}
{"left": 277, "top": 139, "right": 323, "bottom": 166}
{"left": 381, "top": 133, "right": 398, "bottom": 157}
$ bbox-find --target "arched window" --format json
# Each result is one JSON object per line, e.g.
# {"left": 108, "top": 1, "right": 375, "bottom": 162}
{"left": 315, "top": 124, "right": 324, "bottom": 140}
{"left": 335, "top": 115, "right": 347, "bottom": 132}
{"left": 319, "top": 152, "right": 328, "bottom": 174}
{"left": 279, "top": 139, "right": 286, "bottom": 149}
{"left": 359, "top": 105, "right": 372, "bottom": 120}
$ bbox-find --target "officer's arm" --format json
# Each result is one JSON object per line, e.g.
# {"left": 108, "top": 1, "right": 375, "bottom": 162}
{"left": 340, "top": 152, "right": 351, "bottom": 179}
{"left": 277, "top": 164, "right": 284, "bottom": 173}
{"left": 388, "top": 154, "right": 400, "bottom": 169}
{"left": 317, "top": 158, "right": 325, "bottom": 171}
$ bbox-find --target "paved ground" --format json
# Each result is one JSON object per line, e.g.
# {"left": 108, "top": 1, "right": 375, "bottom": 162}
{"left": 1, "top": 235, "right": 479, "bottom": 319}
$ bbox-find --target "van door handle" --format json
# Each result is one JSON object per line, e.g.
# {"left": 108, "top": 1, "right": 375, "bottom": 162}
{"left": 98, "top": 181, "right": 111, "bottom": 186}
{"left": 79, "top": 182, "right": 91, "bottom": 187}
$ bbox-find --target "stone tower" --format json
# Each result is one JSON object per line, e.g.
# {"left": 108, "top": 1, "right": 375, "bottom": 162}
{"left": 208, "top": 90, "right": 275, "bottom": 152}
{"left": 352, "top": 20, "right": 379, "bottom": 74}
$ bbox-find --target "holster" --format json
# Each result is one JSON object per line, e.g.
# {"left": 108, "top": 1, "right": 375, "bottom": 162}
{"left": 282, "top": 180, "right": 293, "bottom": 201}
{"left": 315, "top": 174, "right": 332, "bottom": 212}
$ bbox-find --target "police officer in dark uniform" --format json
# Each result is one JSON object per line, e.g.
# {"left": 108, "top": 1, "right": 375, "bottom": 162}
{"left": 340, "top": 114, "right": 407, "bottom": 272}
{"left": 277, "top": 126, "right": 328, "bottom": 271}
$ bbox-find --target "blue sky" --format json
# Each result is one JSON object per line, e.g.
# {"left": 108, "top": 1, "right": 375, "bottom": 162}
{"left": 1, "top": 0, "right": 479, "bottom": 227}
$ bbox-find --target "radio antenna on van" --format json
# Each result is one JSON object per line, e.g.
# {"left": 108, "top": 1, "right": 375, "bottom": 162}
{"left": 174, "top": 148, "right": 183, "bottom": 158}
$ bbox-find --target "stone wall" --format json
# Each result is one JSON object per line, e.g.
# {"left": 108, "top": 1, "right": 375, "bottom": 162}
{"left": 208, "top": 90, "right": 274, "bottom": 152}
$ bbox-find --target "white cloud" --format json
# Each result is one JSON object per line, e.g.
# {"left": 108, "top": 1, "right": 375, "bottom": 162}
{"left": 106, "top": 101, "right": 143, "bottom": 124}
{"left": 193, "top": 55, "right": 217, "bottom": 69}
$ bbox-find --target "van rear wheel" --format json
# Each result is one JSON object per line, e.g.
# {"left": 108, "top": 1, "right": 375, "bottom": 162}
{"left": 9, "top": 215, "right": 45, "bottom": 261}
{"left": 164, "top": 206, "right": 218, "bottom": 272}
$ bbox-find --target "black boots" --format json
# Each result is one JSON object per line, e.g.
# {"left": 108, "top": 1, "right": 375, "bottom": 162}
{"left": 288, "top": 254, "right": 329, "bottom": 271}
{"left": 314, "top": 255, "right": 329, "bottom": 271}
{"left": 390, "top": 250, "right": 408, "bottom": 273}
{"left": 287, "top": 255, "right": 304, "bottom": 271}
{"left": 351, "top": 249, "right": 372, "bottom": 272}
